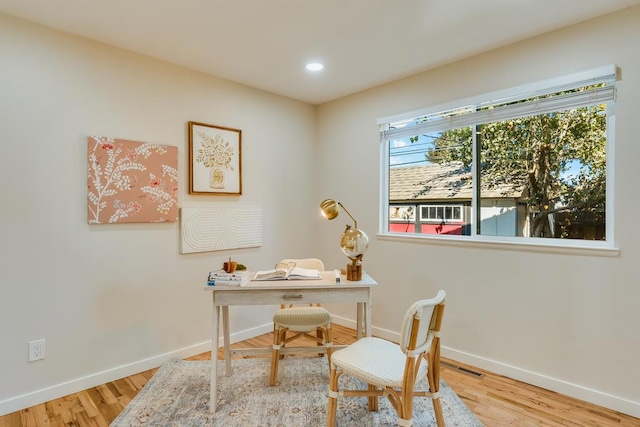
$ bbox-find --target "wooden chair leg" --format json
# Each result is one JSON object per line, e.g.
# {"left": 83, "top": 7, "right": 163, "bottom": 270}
{"left": 325, "top": 326, "right": 333, "bottom": 368}
{"left": 279, "top": 329, "right": 286, "bottom": 359}
{"left": 327, "top": 366, "right": 339, "bottom": 427}
{"left": 367, "top": 383, "right": 379, "bottom": 411}
{"left": 427, "top": 347, "right": 445, "bottom": 426}
{"left": 317, "top": 327, "right": 324, "bottom": 356}
{"left": 269, "top": 327, "right": 282, "bottom": 386}
{"left": 433, "top": 398, "right": 445, "bottom": 427}
{"left": 397, "top": 393, "right": 412, "bottom": 427}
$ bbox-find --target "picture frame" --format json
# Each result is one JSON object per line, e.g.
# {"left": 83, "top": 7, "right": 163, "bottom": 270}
{"left": 188, "top": 121, "right": 242, "bottom": 195}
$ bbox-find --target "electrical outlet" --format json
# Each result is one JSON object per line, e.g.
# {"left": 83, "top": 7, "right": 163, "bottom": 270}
{"left": 29, "top": 339, "right": 45, "bottom": 362}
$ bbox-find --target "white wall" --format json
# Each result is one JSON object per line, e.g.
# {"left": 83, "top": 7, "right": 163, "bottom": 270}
{"left": 2, "top": 6, "right": 640, "bottom": 420}
{"left": 317, "top": 7, "right": 640, "bottom": 418}
{"left": 0, "top": 13, "right": 320, "bottom": 414}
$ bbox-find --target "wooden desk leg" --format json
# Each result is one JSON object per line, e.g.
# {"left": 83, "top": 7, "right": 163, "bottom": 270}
{"left": 365, "top": 289, "right": 372, "bottom": 337}
{"left": 210, "top": 302, "right": 220, "bottom": 413}
{"left": 222, "top": 305, "right": 231, "bottom": 375}
{"left": 356, "top": 302, "right": 363, "bottom": 339}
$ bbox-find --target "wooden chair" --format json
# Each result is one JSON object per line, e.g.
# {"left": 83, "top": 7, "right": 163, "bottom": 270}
{"left": 269, "top": 258, "right": 333, "bottom": 386}
{"left": 327, "top": 290, "right": 446, "bottom": 427}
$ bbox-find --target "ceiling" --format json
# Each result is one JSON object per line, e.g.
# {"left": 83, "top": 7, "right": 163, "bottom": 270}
{"left": 1, "top": 0, "right": 639, "bottom": 105}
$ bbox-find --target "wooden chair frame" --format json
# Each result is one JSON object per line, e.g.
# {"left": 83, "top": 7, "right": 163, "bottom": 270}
{"left": 269, "top": 258, "right": 333, "bottom": 386}
{"left": 269, "top": 321, "right": 334, "bottom": 386}
{"left": 327, "top": 291, "right": 446, "bottom": 427}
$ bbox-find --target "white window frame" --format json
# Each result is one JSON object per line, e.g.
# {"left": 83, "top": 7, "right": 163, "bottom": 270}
{"left": 378, "top": 65, "right": 619, "bottom": 255}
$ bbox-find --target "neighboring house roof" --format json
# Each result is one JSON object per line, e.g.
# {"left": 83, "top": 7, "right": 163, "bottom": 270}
{"left": 389, "top": 162, "right": 524, "bottom": 202}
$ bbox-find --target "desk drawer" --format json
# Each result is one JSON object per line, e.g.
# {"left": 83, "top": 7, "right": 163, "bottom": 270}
{"left": 212, "top": 287, "right": 369, "bottom": 306}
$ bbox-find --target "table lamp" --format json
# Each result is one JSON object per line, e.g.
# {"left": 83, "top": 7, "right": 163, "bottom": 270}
{"left": 320, "top": 199, "right": 369, "bottom": 281}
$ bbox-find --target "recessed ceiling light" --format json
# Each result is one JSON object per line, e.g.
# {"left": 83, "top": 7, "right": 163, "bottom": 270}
{"left": 306, "top": 62, "right": 324, "bottom": 71}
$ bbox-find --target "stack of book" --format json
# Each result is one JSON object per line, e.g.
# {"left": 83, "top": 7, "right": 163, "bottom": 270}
{"left": 207, "top": 270, "right": 249, "bottom": 287}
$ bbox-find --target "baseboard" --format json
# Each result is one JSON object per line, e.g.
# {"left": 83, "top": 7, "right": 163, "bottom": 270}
{"left": 4, "top": 319, "right": 639, "bottom": 419}
{"left": 330, "top": 316, "right": 640, "bottom": 419}
{"left": 0, "top": 340, "right": 208, "bottom": 416}
{"left": 442, "top": 347, "right": 640, "bottom": 419}
{"left": 0, "top": 322, "right": 273, "bottom": 416}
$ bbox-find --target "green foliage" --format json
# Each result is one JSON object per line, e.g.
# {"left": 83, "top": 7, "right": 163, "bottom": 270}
{"left": 420, "top": 102, "right": 607, "bottom": 238}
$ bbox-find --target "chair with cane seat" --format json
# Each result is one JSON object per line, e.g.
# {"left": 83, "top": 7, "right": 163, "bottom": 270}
{"left": 327, "top": 290, "right": 446, "bottom": 427}
{"left": 269, "top": 258, "right": 333, "bottom": 386}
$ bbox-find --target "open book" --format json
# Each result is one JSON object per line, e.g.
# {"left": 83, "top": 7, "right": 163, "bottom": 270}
{"left": 252, "top": 265, "right": 322, "bottom": 281}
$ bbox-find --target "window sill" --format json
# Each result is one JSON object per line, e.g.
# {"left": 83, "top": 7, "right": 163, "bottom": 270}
{"left": 377, "top": 232, "right": 620, "bottom": 257}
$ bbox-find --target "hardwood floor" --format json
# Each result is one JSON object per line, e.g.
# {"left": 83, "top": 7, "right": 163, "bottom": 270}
{"left": 1, "top": 324, "right": 638, "bottom": 426}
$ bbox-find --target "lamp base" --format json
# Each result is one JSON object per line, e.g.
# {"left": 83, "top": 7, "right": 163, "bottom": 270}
{"left": 346, "top": 263, "right": 362, "bottom": 281}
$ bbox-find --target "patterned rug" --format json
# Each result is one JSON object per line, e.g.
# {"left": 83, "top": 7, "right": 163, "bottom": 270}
{"left": 111, "top": 357, "right": 483, "bottom": 426}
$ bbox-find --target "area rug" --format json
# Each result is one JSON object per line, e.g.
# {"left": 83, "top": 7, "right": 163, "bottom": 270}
{"left": 111, "top": 357, "right": 483, "bottom": 426}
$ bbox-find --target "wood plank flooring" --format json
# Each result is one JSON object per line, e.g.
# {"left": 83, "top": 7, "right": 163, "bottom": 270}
{"left": 1, "top": 324, "right": 638, "bottom": 426}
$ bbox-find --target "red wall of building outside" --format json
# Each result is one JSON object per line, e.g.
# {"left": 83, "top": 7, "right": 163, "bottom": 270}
{"left": 389, "top": 223, "right": 463, "bottom": 235}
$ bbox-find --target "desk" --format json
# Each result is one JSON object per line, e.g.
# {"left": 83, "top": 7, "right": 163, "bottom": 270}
{"left": 203, "top": 271, "right": 377, "bottom": 413}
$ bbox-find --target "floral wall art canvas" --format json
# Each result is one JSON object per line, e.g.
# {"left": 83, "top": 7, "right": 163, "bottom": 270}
{"left": 87, "top": 136, "right": 179, "bottom": 224}
{"left": 188, "top": 121, "right": 242, "bottom": 195}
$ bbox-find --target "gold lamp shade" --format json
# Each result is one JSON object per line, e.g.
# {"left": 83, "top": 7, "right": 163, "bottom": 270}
{"left": 320, "top": 199, "right": 357, "bottom": 228}
{"left": 320, "top": 199, "right": 340, "bottom": 221}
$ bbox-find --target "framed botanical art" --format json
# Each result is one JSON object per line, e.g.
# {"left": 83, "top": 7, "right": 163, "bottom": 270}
{"left": 188, "top": 121, "right": 242, "bottom": 195}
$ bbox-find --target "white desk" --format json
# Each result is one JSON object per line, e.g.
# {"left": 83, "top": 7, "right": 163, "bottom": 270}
{"left": 203, "top": 271, "right": 377, "bottom": 413}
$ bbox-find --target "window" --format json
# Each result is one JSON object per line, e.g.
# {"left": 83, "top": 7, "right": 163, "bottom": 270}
{"left": 379, "top": 65, "right": 616, "bottom": 248}
{"left": 420, "top": 205, "right": 463, "bottom": 222}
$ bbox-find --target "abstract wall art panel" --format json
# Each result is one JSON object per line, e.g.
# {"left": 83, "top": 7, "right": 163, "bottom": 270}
{"left": 87, "top": 136, "right": 179, "bottom": 224}
{"left": 180, "top": 207, "right": 262, "bottom": 253}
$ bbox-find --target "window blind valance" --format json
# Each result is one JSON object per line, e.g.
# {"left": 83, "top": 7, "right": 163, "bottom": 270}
{"left": 380, "top": 66, "right": 616, "bottom": 141}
